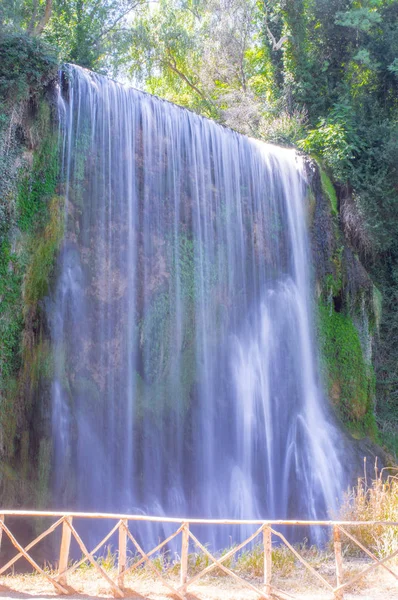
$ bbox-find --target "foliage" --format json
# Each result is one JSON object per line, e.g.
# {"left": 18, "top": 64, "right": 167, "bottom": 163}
{"left": 259, "top": 107, "right": 307, "bottom": 146}
{"left": 44, "top": 0, "right": 145, "bottom": 70}
{"left": 299, "top": 118, "right": 359, "bottom": 182}
{"left": 339, "top": 465, "right": 398, "bottom": 559}
{"left": 0, "top": 0, "right": 51, "bottom": 35}
{"left": 127, "top": 0, "right": 269, "bottom": 133}
{"left": 0, "top": 0, "right": 145, "bottom": 72}
{"left": 0, "top": 31, "right": 57, "bottom": 102}
{"left": 236, "top": 543, "right": 295, "bottom": 577}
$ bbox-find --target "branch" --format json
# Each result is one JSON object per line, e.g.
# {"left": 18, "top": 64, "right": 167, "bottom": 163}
{"left": 27, "top": 0, "right": 39, "bottom": 34}
{"left": 264, "top": 9, "right": 288, "bottom": 51}
{"left": 33, "top": 0, "right": 53, "bottom": 36}
{"left": 163, "top": 49, "right": 217, "bottom": 112}
{"left": 94, "top": 1, "right": 142, "bottom": 45}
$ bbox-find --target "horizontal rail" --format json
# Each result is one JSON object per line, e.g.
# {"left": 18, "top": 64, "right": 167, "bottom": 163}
{"left": 0, "top": 510, "right": 397, "bottom": 526}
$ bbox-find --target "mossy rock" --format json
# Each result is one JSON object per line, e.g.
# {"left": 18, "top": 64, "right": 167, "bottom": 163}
{"left": 318, "top": 302, "right": 378, "bottom": 440}
{"left": 24, "top": 195, "right": 65, "bottom": 307}
{"left": 319, "top": 167, "right": 338, "bottom": 217}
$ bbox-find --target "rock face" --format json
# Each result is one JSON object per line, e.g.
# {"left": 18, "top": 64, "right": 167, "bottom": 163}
{"left": 47, "top": 65, "right": 346, "bottom": 547}
{"left": 0, "top": 44, "right": 385, "bottom": 518}
{"left": 0, "top": 33, "right": 59, "bottom": 507}
{"left": 306, "top": 156, "right": 381, "bottom": 441}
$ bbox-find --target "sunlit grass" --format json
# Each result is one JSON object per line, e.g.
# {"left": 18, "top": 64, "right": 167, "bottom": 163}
{"left": 339, "top": 462, "right": 398, "bottom": 559}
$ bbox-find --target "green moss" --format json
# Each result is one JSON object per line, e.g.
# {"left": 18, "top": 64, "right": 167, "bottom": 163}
{"left": 323, "top": 248, "right": 344, "bottom": 299}
{"left": 318, "top": 302, "right": 378, "bottom": 439}
{"left": 0, "top": 35, "right": 61, "bottom": 508}
{"left": 311, "top": 155, "right": 338, "bottom": 217}
{"left": 319, "top": 167, "right": 338, "bottom": 216}
{"left": 0, "top": 110, "right": 62, "bottom": 480}
{"left": 27, "top": 340, "right": 54, "bottom": 391}
{"left": 1, "top": 98, "right": 59, "bottom": 387}
{"left": 17, "top": 133, "right": 59, "bottom": 233}
{"left": 371, "top": 285, "right": 382, "bottom": 332}
{"left": 0, "top": 241, "right": 24, "bottom": 383}
{"left": 24, "top": 195, "right": 64, "bottom": 306}
{"left": 0, "top": 379, "right": 18, "bottom": 457}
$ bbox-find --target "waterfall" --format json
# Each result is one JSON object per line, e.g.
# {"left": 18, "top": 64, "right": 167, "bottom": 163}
{"left": 51, "top": 64, "right": 344, "bottom": 545}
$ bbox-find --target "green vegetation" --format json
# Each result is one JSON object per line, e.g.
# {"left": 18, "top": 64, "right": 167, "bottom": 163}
{"left": 0, "top": 29, "right": 61, "bottom": 502}
{"left": 17, "top": 133, "right": 59, "bottom": 233}
{"left": 0, "top": 31, "right": 57, "bottom": 102}
{"left": 339, "top": 465, "right": 398, "bottom": 558}
{"left": 24, "top": 194, "right": 64, "bottom": 306}
{"left": 319, "top": 165, "right": 339, "bottom": 217}
{"left": 1, "top": 0, "right": 146, "bottom": 71}
{"left": 0, "top": 117, "right": 60, "bottom": 396}
{"left": 318, "top": 303, "right": 377, "bottom": 439}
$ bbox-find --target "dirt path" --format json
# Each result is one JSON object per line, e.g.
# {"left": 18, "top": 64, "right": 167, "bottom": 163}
{"left": 0, "top": 567, "right": 397, "bottom": 600}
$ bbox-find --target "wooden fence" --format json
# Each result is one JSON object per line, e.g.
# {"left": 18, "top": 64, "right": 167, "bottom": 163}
{"left": 0, "top": 510, "right": 397, "bottom": 599}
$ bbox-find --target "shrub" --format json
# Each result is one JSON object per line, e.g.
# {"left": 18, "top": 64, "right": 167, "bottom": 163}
{"left": 259, "top": 108, "right": 308, "bottom": 146}
{"left": 0, "top": 32, "right": 58, "bottom": 103}
{"left": 298, "top": 119, "right": 356, "bottom": 182}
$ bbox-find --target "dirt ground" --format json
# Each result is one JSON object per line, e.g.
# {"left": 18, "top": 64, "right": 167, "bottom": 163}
{"left": 0, "top": 564, "right": 397, "bottom": 600}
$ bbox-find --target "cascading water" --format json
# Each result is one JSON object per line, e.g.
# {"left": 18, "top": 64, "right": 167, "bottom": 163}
{"left": 51, "top": 64, "right": 345, "bottom": 545}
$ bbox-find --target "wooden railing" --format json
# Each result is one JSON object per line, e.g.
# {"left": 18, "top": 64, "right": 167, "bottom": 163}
{"left": 0, "top": 511, "right": 397, "bottom": 599}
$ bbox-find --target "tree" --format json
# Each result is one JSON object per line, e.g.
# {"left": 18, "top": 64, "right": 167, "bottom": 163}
{"left": 44, "top": 0, "right": 144, "bottom": 69}
{"left": 128, "top": 0, "right": 272, "bottom": 134}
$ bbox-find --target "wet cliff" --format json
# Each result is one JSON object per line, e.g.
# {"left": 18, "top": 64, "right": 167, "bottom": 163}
{"left": 0, "top": 38, "right": 389, "bottom": 511}
{"left": 306, "top": 159, "right": 382, "bottom": 444}
{"left": 0, "top": 33, "right": 59, "bottom": 506}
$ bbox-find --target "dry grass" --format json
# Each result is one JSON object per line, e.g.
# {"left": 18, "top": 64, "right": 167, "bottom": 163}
{"left": 0, "top": 558, "right": 397, "bottom": 600}
{"left": 1, "top": 539, "right": 397, "bottom": 600}
{"left": 339, "top": 461, "right": 398, "bottom": 558}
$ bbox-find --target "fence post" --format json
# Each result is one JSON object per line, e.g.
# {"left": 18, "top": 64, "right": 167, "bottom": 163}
{"left": 263, "top": 526, "right": 272, "bottom": 598}
{"left": 334, "top": 525, "right": 344, "bottom": 600}
{"left": 118, "top": 519, "right": 128, "bottom": 588}
{"left": 180, "top": 522, "right": 189, "bottom": 596}
{"left": 58, "top": 516, "right": 72, "bottom": 587}
{"left": 0, "top": 514, "right": 4, "bottom": 557}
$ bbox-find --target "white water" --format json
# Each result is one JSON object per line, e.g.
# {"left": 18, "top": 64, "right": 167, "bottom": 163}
{"left": 50, "top": 64, "right": 344, "bottom": 545}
